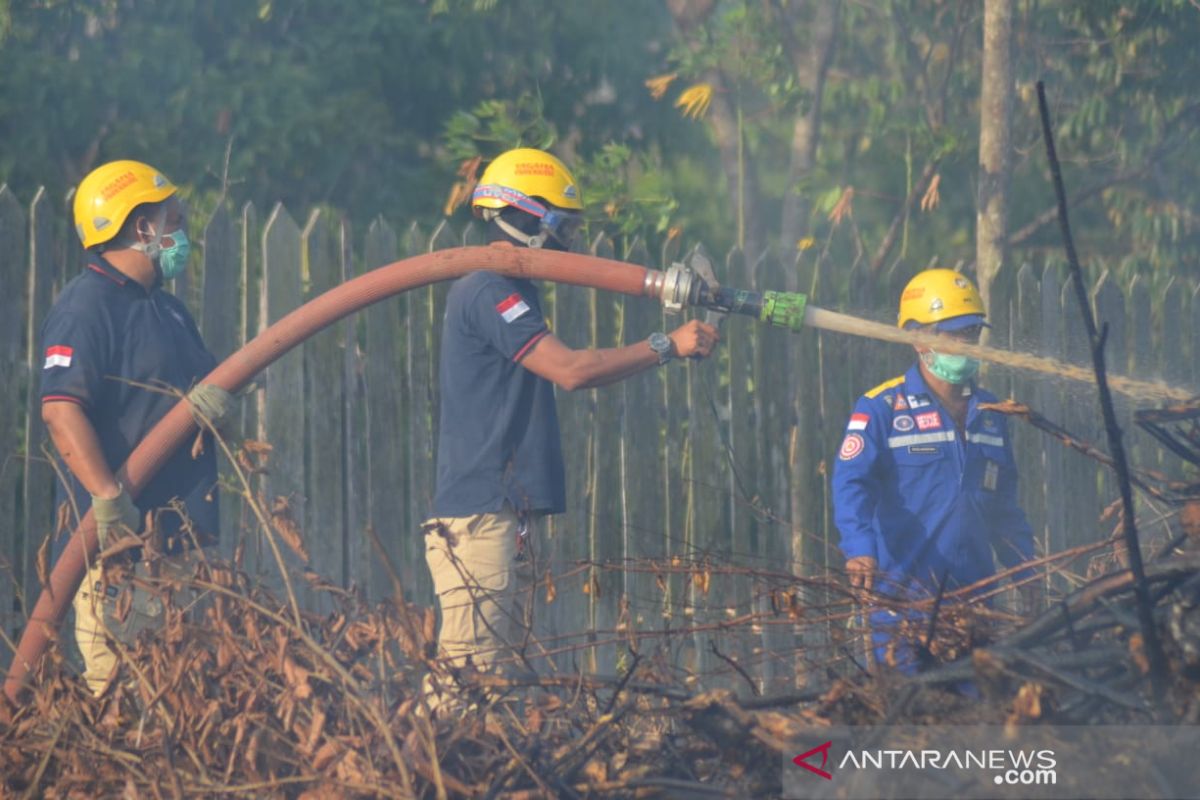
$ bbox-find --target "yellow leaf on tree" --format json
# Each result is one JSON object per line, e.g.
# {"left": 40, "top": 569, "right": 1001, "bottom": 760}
{"left": 645, "top": 72, "right": 678, "bottom": 100}
{"left": 827, "top": 186, "right": 854, "bottom": 227}
{"left": 675, "top": 83, "right": 713, "bottom": 120}
{"left": 920, "top": 173, "right": 941, "bottom": 213}
{"left": 796, "top": 236, "right": 815, "bottom": 251}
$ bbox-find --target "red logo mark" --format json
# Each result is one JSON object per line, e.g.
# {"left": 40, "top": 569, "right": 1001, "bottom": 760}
{"left": 793, "top": 741, "right": 833, "bottom": 780}
{"left": 915, "top": 411, "right": 941, "bottom": 430}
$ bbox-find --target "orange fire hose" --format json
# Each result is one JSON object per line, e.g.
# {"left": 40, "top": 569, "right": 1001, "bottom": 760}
{"left": 3, "top": 246, "right": 661, "bottom": 711}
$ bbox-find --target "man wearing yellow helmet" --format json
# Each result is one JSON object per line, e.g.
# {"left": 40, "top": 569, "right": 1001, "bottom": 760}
{"left": 40, "top": 160, "right": 234, "bottom": 695}
{"left": 423, "top": 148, "right": 719, "bottom": 701}
{"left": 831, "top": 269, "right": 1037, "bottom": 674}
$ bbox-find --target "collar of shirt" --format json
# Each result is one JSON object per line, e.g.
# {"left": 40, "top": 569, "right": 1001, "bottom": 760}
{"left": 85, "top": 252, "right": 157, "bottom": 294}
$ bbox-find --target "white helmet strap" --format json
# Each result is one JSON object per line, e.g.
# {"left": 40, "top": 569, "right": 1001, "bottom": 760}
{"left": 488, "top": 209, "right": 548, "bottom": 249}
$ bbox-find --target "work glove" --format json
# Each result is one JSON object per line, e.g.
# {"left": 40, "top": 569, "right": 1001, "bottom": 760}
{"left": 187, "top": 383, "right": 236, "bottom": 434}
{"left": 91, "top": 487, "right": 141, "bottom": 548}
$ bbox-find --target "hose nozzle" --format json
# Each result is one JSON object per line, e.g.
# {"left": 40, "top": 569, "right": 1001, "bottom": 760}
{"left": 760, "top": 291, "right": 808, "bottom": 332}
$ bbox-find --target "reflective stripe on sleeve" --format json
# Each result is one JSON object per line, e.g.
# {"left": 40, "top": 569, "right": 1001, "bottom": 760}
{"left": 965, "top": 432, "right": 1005, "bottom": 447}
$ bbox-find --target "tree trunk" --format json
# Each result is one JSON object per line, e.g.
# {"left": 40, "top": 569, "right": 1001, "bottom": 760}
{"left": 778, "top": 1, "right": 840, "bottom": 291}
{"left": 976, "top": 0, "right": 1014, "bottom": 331}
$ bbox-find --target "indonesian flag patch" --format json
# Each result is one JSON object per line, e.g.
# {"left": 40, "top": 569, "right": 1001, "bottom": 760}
{"left": 496, "top": 293, "right": 530, "bottom": 323}
{"left": 44, "top": 345, "right": 73, "bottom": 369}
{"left": 847, "top": 413, "right": 869, "bottom": 431}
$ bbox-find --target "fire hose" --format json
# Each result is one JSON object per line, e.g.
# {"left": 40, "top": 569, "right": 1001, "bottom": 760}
{"left": 1, "top": 246, "right": 806, "bottom": 710}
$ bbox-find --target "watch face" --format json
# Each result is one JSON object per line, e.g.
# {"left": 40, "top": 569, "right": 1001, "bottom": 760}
{"left": 649, "top": 332, "right": 671, "bottom": 352}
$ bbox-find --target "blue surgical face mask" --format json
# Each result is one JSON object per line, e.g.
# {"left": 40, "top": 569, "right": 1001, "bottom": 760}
{"left": 157, "top": 228, "right": 191, "bottom": 280}
{"left": 923, "top": 350, "right": 980, "bottom": 384}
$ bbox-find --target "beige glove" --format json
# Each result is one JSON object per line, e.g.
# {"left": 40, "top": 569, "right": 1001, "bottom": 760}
{"left": 187, "top": 383, "right": 235, "bottom": 431}
{"left": 91, "top": 487, "right": 141, "bottom": 548}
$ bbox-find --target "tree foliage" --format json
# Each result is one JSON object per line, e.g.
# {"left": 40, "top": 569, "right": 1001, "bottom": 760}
{"left": 1, "top": 0, "right": 1198, "bottom": 281}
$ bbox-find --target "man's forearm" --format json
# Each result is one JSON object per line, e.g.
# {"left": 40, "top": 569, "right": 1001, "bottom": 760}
{"left": 42, "top": 402, "right": 121, "bottom": 499}
{"left": 561, "top": 342, "right": 659, "bottom": 391}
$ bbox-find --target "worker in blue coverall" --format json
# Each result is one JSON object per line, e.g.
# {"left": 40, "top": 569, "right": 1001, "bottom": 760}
{"left": 832, "top": 269, "right": 1039, "bottom": 673}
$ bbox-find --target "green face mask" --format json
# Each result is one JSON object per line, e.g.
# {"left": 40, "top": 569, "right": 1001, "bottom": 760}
{"left": 923, "top": 350, "right": 980, "bottom": 384}
{"left": 157, "top": 228, "right": 191, "bottom": 280}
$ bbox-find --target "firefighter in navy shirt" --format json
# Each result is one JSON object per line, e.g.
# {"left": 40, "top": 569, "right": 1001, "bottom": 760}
{"left": 40, "top": 160, "right": 235, "bottom": 694}
{"left": 832, "top": 269, "right": 1038, "bottom": 672}
{"left": 423, "top": 148, "right": 718, "bottom": 702}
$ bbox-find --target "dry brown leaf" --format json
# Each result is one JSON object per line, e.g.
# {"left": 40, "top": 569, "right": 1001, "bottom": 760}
{"left": 1008, "top": 681, "right": 1045, "bottom": 724}
{"left": 283, "top": 656, "right": 313, "bottom": 700}
{"left": 920, "top": 173, "right": 941, "bottom": 212}
{"left": 270, "top": 496, "right": 310, "bottom": 563}
{"left": 827, "top": 186, "right": 855, "bottom": 226}
{"left": 583, "top": 758, "right": 608, "bottom": 784}
{"left": 311, "top": 739, "right": 343, "bottom": 772}
{"left": 36, "top": 533, "right": 51, "bottom": 589}
{"left": 1129, "top": 632, "right": 1150, "bottom": 674}
{"left": 544, "top": 568, "right": 557, "bottom": 604}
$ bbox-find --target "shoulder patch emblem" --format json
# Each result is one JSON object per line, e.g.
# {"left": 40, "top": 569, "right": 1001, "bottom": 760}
{"left": 865, "top": 375, "right": 905, "bottom": 399}
{"left": 496, "top": 293, "right": 530, "bottom": 323}
{"left": 839, "top": 433, "right": 865, "bottom": 461}
{"left": 44, "top": 345, "right": 73, "bottom": 369}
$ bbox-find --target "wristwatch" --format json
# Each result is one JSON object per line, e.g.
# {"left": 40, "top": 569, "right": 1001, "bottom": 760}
{"left": 648, "top": 331, "right": 674, "bottom": 365}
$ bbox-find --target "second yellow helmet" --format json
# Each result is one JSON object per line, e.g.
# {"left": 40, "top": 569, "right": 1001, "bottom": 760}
{"left": 898, "top": 269, "right": 987, "bottom": 330}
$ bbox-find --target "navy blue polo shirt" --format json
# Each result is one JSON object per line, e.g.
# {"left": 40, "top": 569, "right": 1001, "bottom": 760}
{"left": 39, "top": 254, "right": 220, "bottom": 563}
{"left": 432, "top": 271, "right": 566, "bottom": 517}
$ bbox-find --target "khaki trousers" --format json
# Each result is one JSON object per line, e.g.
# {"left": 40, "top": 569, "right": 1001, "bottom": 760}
{"left": 73, "top": 551, "right": 202, "bottom": 696}
{"left": 423, "top": 506, "right": 534, "bottom": 672}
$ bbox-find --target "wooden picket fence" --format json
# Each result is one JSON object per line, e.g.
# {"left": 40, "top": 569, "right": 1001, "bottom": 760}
{"left": 1, "top": 184, "right": 1196, "bottom": 688}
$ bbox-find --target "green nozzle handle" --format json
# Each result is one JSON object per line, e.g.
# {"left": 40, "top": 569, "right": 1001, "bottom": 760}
{"left": 760, "top": 291, "right": 808, "bottom": 333}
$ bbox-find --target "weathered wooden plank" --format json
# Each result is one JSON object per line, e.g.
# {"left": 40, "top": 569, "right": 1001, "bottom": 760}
{"left": 198, "top": 204, "right": 245, "bottom": 562}
{"left": 361, "top": 218, "right": 406, "bottom": 603}
{"left": 1038, "top": 264, "right": 1067, "bottom": 557}
{"left": 303, "top": 210, "right": 347, "bottom": 597}
{"left": 782, "top": 249, "right": 822, "bottom": 691}
{"left": 1192, "top": 283, "right": 1200, "bottom": 391}
{"left": 1061, "top": 274, "right": 1100, "bottom": 550}
{"left": 336, "top": 219, "right": 365, "bottom": 601}
{"left": 1092, "top": 270, "right": 1126, "bottom": 505}
{"left": 426, "top": 221, "right": 455, "bottom": 458}
{"left": 552, "top": 234, "right": 595, "bottom": 672}
{"left": 236, "top": 202, "right": 262, "bottom": 568}
{"left": 1013, "top": 263, "right": 1045, "bottom": 561}
{"left": 722, "top": 245, "right": 758, "bottom": 686}
{"left": 0, "top": 186, "right": 27, "bottom": 639}
{"left": 589, "top": 232, "right": 622, "bottom": 674}
{"left": 22, "top": 188, "right": 57, "bottom": 621}
{"left": 259, "top": 204, "right": 307, "bottom": 594}
{"left": 1127, "top": 273, "right": 1153, "bottom": 476}
{"left": 619, "top": 237, "right": 663, "bottom": 665}
{"left": 403, "top": 221, "right": 433, "bottom": 604}
{"left": 1160, "top": 276, "right": 1189, "bottom": 481}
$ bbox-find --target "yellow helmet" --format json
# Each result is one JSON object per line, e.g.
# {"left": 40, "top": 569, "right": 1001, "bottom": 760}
{"left": 73, "top": 160, "right": 177, "bottom": 249}
{"left": 471, "top": 147, "right": 583, "bottom": 213}
{"left": 898, "top": 268, "right": 987, "bottom": 330}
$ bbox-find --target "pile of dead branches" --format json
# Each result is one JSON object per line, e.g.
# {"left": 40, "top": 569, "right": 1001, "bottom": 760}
{"left": 3, "top": 537, "right": 1199, "bottom": 798}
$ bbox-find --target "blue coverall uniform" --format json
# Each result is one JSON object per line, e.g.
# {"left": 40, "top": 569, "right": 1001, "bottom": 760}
{"left": 832, "top": 364, "right": 1034, "bottom": 670}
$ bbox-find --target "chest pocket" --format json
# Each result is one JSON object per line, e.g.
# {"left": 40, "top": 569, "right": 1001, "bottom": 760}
{"left": 891, "top": 444, "right": 948, "bottom": 494}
